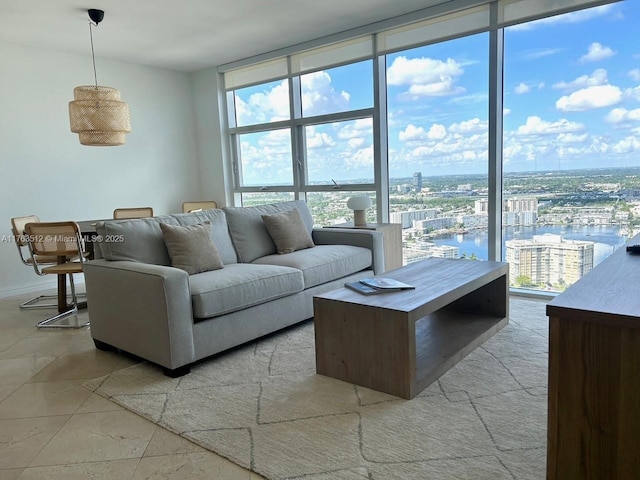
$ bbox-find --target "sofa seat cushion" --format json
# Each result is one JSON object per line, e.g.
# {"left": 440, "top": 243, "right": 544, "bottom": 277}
{"left": 189, "top": 263, "right": 304, "bottom": 319}
{"left": 252, "top": 245, "right": 372, "bottom": 289}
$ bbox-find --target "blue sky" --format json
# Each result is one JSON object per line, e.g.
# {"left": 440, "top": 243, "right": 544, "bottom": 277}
{"left": 235, "top": 1, "right": 639, "bottom": 184}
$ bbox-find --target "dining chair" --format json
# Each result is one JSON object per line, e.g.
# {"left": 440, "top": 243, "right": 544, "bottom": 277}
{"left": 113, "top": 207, "right": 154, "bottom": 219}
{"left": 23, "top": 221, "right": 89, "bottom": 328}
{"left": 11, "top": 215, "right": 66, "bottom": 309}
{"left": 182, "top": 201, "right": 217, "bottom": 213}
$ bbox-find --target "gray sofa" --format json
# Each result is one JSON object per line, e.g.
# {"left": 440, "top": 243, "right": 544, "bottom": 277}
{"left": 84, "top": 200, "right": 384, "bottom": 376}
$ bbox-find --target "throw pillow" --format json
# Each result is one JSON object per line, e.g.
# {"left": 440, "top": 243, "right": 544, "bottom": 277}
{"left": 261, "top": 208, "right": 315, "bottom": 255}
{"left": 160, "top": 221, "right": 224, "bottom": 274}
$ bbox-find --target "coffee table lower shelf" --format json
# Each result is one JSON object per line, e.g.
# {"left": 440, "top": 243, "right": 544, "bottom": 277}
{"left": 414, "top": 309, "right": 508, "bottom": 395}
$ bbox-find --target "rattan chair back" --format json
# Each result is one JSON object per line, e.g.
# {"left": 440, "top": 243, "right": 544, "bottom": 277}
{"left": 11, "top": 215, "right": 40, "bottom": 247}
{"left": 23, "top": 221, "right": 84, "bottom": 258}
{"left": 113, "top": 207, "right": 154, "bottom": 219}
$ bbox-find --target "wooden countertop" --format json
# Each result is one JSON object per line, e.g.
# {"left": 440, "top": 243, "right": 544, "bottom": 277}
{"left": 546, "top": 233, "right": 640, "bottom": 327}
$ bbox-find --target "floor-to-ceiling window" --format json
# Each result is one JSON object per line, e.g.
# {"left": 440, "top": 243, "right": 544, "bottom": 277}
{"left": 502, "top": 2, "right": 638, "bottom": 292}
{"left": 222, "top": 0, "right": 632, "bottom": 293}
{"left": 226, "top": 51, "right": 377, "bottom": 224}
{"left": 386, "top": 33, "right": 490, "bottom": 263}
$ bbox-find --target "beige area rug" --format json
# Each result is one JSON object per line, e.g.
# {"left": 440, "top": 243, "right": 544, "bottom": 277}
{"left": 84, "top": 297, "right": 549, "bottom": 479}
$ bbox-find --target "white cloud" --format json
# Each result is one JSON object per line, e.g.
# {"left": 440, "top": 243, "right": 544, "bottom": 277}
{"left": 553, "top": 69, "right": 608, "bottom": 91}
{"left": 337, "top": 118, "right": 373, "bottom": 140}
{"left": 521, "top": 48, "right": 563, "bottom": 60}
{"left": 259, "top": 129, "right": 292, "bottom": 148}
{"left": 556, "top": 85, "right": 622, "bottom": 111}
{"left": 239, "top": 80, "right": 290, "bottom": 125}
{"left": 387, "top": 56, "right": 465, "bottom": 97}
{"left": 606, "top": 108, "right": 640, "bottom": 123}
{"left": 626, "top": 86, "right": 640, "bottom": 101}
{"left": 399, "top": 124, "right": 426, "bottom": 142}
{"left": 408, "top": 77, "right": 464, "bottom": 97}
{"left": 503, "top": 130, "right": 600, "bottom": 168}
{"left": 579, "top": 42, "right": 615, "bottom": 63}
{"left": 515, "top": 83, "right": 530, "bottom": 94}
{"left": 450, "top": 92, "right": 488, "bottom": 105}
{"left": 427, "top": 124, "right": 447, "bottom": 140}
{"left": 347, "top": 146, "right": 374, "bottom": 168}
{"left": 392, "top": 117, "right": 490, "bottom": 169}
{"left": 630, "top": 69, "right": 640, "bottom": 82}
{"left": 398, "top": 123, "right": 447, "bottom": 142}
{"left": 612, "top": 136, "right": 640, "bottom": 154}
{"left": 449, "top": 118, "right": 487, "bottom": 134}
{"left": 510, "top": 4, "right": 616, "bottom": 31}
{"left": 503, "top": 108, "right": 511, "bottom": 116}
{"left": 557, "top": 133, "right": 588, "bottom": 144}
{"left": 305, "top": 128, "right": 336, "bottom": 149}
{"left": 348, "top": 138, "right": 366, "bottom": 149}
{"left": 301, "top": 71, "right": 350, "bottom": 116}
{"left": 516, "top": 116, "right": 584, "bottom": 135}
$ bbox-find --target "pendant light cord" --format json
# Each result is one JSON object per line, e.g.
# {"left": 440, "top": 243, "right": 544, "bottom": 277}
{"left": 89, "top": 20, "right": 98, "bottom": 87}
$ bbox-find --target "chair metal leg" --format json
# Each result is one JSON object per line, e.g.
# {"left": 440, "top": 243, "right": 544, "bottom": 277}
{"left": 37, "top": 274, "right": 89, "bottom": 329}
{"left": 20, "top": 294, "right": 59, "bottom": 309}
{"left": 20, "top": 292, "right": 87, "bottom": 310}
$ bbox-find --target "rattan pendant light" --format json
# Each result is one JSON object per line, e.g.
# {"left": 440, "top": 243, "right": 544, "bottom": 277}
{"left": 68, "top": 9, "right": 131, "bottom": 146}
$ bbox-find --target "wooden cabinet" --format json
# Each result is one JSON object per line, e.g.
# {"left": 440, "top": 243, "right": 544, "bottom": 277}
{"left": 324, "top": 222, "right": 403, "bottom": 272}
{"left": 546, "top": 235, "right": 640, "bottom": 479}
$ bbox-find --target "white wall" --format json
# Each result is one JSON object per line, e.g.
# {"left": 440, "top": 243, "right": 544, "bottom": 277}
{"left": 0, "top": 42, "right": 205, "bottom": 296}
{"left": 191, "top": 67, "right": 234, "bottom": 207}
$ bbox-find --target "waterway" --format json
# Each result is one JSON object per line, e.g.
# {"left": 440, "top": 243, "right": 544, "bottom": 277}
{"left": 429, "top": 224, "right": 629, "bottom": 266}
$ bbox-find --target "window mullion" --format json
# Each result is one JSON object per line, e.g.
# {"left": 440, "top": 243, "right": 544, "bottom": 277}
{"left": 488, "top": 3, "right": 504, "bottom": 262}
{"left": 374, "top": 50, "right": 389, "bottom": 223}
{"left": 290, "top": 71, "right": 304, "bottom": 198}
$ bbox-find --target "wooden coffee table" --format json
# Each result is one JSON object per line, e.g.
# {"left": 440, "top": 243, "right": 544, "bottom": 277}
{"left": 313, "top": 257, "right": 509, "bottom": 399}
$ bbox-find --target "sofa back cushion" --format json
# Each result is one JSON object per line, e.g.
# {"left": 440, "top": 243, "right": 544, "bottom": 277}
{"left": 96, "top": 209, "right": 238, "bottom": 266}
{"left": 96, "top": 215, "right": 178, "bottom": 265}
{"left": 223, "top": 200, "right": 314, "bottom": 263}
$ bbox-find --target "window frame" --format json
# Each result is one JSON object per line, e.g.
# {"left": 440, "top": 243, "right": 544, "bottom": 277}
{"left": 222, "top": 0, "right": 620, "bottom": 267}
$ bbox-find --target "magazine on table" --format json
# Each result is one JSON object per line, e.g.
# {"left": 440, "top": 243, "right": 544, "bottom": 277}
{"left": 345, "top": 277, "right": 415, "bottom": 295}
{"left": 344, "top": 281, "right": 390, "bottom": 295}
{"left": 359, "top": 277, "right": 415, "bottom": 290}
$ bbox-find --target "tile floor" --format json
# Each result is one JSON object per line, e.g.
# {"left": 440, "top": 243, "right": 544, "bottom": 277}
{"left": 0, "top": 290, "right": 264, "bottom": 480}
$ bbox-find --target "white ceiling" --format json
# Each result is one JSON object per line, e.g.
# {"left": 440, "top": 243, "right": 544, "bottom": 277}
{"left": 0, "top": 0, "right": 450, "bottom": 72}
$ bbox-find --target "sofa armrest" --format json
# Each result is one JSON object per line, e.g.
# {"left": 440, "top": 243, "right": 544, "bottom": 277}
{"left": 312, "top": 228, "right": 385, "bottom": 274}
{"left": 83, "top": 259, "right": 195, "bottom": 370}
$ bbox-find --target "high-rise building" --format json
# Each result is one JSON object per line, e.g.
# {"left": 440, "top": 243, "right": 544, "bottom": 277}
{"left": 413, "top": 172, "right": 422, "bottom": 192}
{"left": 506, "top": 234, "right": 594, "bottom": 288}
{"left": 475, "top": 197, "right": 538, "bottom": 214}
{"left": 390, "top": 209, "right": 438, "bottom": 229}
{"left": 430, "top": 244, "right": 459, "bottom": 259}
{"left": 506, "top": 197, "right": 538, "bottom": 212}
{"left": 474, "top": 197, "right": 538, "bottom": 226}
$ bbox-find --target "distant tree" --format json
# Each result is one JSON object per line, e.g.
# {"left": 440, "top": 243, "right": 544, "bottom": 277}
{"left": 515, "top": 275, "right": 534, "bottom": 287}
